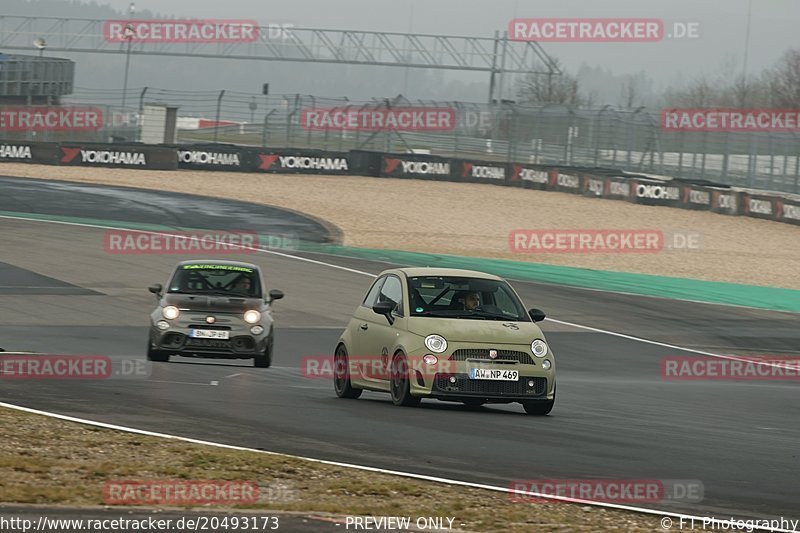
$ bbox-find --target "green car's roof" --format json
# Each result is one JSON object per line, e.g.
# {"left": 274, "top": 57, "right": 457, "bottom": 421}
{"left": 390, "top": 267, "right": 504, "bottom": 280}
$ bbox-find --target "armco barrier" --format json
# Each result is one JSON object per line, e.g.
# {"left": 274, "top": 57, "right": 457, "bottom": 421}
{"left": 0, "top": 141, "right": 798, "bottom": 228}
{"left": 380, "top": 153, "right": 452, "bottom": 180}
{"left": 176, "top": 144, "right": 247, "bottom": 172}
{"left": 58, "top": 143, "right": 177, "bottom": 170}
{"left": 250, "top": 149, "right": 352, "bottom": 175}
{"left": 0, "top": 141, "right": 61, "bottom": 165}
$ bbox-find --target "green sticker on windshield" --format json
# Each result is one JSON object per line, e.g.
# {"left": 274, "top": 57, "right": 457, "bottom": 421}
{"left": 183, "top": 264, "right": 253, "bottom": 273}
{"left": 416, "top": 307, "right": 424, "bottom": 312}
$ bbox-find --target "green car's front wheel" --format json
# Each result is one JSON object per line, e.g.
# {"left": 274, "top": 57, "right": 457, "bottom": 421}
{"left": 334, "top": 344, "right": 362, "bottom": 399}
{"left": 522, "top": 383, "right": 556, "bottom": 415}
{"left": 390, "top": 352, "right": 421, "bottom": 407}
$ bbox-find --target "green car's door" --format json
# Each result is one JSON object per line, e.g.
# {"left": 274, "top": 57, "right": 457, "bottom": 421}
{"left": 359, "top": 274, "right": 406, "bottom": 391}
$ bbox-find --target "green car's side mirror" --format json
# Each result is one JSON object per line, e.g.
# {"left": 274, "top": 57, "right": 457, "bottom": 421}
{"left": 528, "top": 308, "right": 546, "bottom": 322}
{"left": 372, "top": 301, "right": 395, "bottom": 324}
{"left": 148, "top": 284, "right": 163, "bottom": 297}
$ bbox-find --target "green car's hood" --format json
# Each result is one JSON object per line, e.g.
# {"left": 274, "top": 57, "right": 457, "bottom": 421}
{"left": 407, "top": 317, "right": 544, "bottom": 344}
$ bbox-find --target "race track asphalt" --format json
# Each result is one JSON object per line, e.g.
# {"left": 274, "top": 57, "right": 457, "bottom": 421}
{"left": 1, "top": 176, "right": 798, "bottom": 524}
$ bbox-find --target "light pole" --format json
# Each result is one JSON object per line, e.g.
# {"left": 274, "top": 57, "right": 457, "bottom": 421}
{"left": 34, "top": 37, "right": 46, "bottom": 57}
{"left": 121, "top": 2, "right": 136, "bottom": 109}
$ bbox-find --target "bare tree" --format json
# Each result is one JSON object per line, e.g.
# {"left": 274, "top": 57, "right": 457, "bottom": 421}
{"left": 517, "top": 60, "right": 584, "bottom": 105}
{"left": 620, "top": 76, "right": 638, "bottom": 109}
{"left": 767, "top": 49, "right": 800, "bottom": 107}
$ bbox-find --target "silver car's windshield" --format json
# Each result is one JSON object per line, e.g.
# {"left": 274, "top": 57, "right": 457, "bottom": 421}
{"left": 408, "top": 276, "right": 529, "bottom": 321}
{"left": 167, "top": 264, "right": 262, "bottom": 298}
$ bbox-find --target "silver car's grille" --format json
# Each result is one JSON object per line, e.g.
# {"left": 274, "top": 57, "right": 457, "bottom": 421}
{"left": 450, "top": 349, "right": 534, "bottom": 365}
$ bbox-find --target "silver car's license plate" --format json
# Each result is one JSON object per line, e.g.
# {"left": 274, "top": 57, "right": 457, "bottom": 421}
{"left": 469, "top": 368, "right": 519, "bottom": 381}
{"left": 189, "top": 329, "right": 230, "bottom": 339}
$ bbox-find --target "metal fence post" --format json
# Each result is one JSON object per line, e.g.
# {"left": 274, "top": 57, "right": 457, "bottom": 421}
{"left": 213, "top": 89, "right": 225, "bottom": 143}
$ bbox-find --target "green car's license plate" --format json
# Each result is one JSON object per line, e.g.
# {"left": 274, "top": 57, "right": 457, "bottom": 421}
{"left": 469, "top": 368, "right": 519, "bottom": 381}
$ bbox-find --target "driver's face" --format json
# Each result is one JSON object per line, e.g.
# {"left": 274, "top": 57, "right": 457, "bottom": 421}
{"left": 236, "top": 278, "right": 251, "bottom": 289}
{"left": 464, "top": 293, "right": 480, "bottom": 310}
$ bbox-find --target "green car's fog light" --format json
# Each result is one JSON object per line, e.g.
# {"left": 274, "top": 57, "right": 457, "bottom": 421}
{"left": 541, "top": 360, "right": 552, "bottom": 370}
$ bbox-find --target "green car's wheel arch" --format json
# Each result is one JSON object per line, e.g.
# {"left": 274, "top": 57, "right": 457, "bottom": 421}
{"left": 390, "top": 351, "right": 421, "bottom": 407}
{"left": 522, "top": 383, "right": 556, "bottom": 415}
{"left": 334, "top": 343, "right": 362, "bottom": 399}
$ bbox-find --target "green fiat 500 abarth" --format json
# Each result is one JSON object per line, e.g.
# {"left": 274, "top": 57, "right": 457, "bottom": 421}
{"left": 334, "top": 268, "right": 556, "bottom": 415}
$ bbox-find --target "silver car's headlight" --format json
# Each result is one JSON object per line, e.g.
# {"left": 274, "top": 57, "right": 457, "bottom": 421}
{"left": 425, "top": 334, "right": 448, "bottom": 353}
{"left": 531, "top": 339, "right": 548, "bottom": 358}
{"left": 244, "top": 310, "right": 261, "bottom": 324}
{"left": 162, "top": 306, "right": 180, "bottom": 320}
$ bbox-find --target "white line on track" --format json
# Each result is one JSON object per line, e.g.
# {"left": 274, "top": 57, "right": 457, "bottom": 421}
{"left": 0, "top": 401, "right": 793, "bottom": 532}
{"left": 2, "top": 211, "right": 797, "bottom": 528}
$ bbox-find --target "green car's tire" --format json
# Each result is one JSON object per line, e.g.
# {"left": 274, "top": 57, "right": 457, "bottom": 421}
{"left": 146, "top": 341, "right": 170, "bottom": 363}
{"left": 334, "top": 344, "right": 362, "bottom": 399}
{"left": 254, "top": 335, "right": 273, "bottom": 368}
{"left": 390, "top": 352, "right": 421, "bottom": 407}
{"left": 522, "top": 384, "right": 556, "bottom": 415}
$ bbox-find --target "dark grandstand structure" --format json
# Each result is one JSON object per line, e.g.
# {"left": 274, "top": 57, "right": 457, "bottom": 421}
{"left": 0, "top": 52, "right": 74, "bottom": 105}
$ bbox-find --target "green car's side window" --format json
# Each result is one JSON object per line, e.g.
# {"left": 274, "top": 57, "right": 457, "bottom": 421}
{"left": 362, "top": 276, "right": 387, "bottom": 307}
{"left": 378, "top": 275, "right": 404, "bottom": 317}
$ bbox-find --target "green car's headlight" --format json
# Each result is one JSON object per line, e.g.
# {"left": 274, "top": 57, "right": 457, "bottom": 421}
{"left": 162, "top": 306, "right": 180, "bottom": 320}
{"left": 425, "top": 334, "right": 448, "bottom": 353}
{"left": 531, "top": 339, "right": 548, "bottom": 358}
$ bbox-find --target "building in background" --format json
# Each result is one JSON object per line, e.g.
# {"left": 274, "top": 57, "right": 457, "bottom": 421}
{"left": 0, "top": 53, "right": 74, "bottom": 105}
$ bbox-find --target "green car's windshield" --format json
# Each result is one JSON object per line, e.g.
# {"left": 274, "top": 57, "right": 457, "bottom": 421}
{"left": 408, "top": 276, "right": 529, "bottom": 321}
{"left": 167, "top": 265, "right": 262, "bottom": 298}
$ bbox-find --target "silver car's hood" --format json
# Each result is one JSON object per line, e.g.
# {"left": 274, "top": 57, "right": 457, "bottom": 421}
{"left": 407, "top": 317, "right": 544, "bottom": 343}
{"left": 162, "top": 293, "right": 261, "bottom": 312}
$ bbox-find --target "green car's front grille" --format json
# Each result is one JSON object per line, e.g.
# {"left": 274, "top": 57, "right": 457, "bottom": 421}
{"left": 434, "top": 374, "right": 547, "bottom": 396}
{"left": 450, "top": 349, "right": 535, "bottom": 365}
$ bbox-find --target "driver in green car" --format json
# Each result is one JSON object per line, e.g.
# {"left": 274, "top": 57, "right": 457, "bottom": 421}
{"left": 461, "top": 291, "right": 481, "bottom": 311}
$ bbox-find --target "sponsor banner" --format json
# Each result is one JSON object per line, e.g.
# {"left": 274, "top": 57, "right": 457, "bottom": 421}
{"left": 679, "top": 185, "right": 713, "bottom": 211}
{"left": 103, "top": 19, "right": 259, "bottom": 43}
{"left": 59, "top": 144, "right": 177, "bottom": 170}
{"left": 548, "top": 171, "right": 582, "bottom": 193}
{"left": 456, "top": 160, "right": 507, "bottom": 183}
{"left": 582, "top": 175, "right": 606, "bottom": 198}
{"left": 605, "top": 177, "right": 634, "bottom": 200}
{"left": 662, "top": 108, "right": 800, "bottom": 132}
{"left": 0, "top": 142, "right": 61, "bottom": 165}
{"left": 252, "top": 150, "right": 351, "bottom": 175}
{"left": 0, "top": 107, "right": 103, "bottom": 132}
{"left": 777, "top": 199, "right": 800, "bottom": 226}
{"left": 509, "top": 18, "right": 663, "bottom": 43}
{"left": 710, "top": 189, "right": 741, "bottom": 215}
{"left": 177, "top": 146, "right": 244, "bottom": 171}
{"left": 299, "top": 107, "right": 456, "bottom": 132}
{"left": 632, "top": 179, "right": 682, "bottom": 206}
{"left": 509, "top": 165, "right": 550, "bottom": 190}
{"left": 381, "top": 154, "right": 452, "bottom": 180}
{"left": 741, "top": 194, "right": 778, "bottom": 221}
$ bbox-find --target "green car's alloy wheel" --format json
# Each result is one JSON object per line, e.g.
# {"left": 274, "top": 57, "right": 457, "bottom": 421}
{"left": 146, "top": 341, "right": 170, "bottom": 363}
{"left": 390, "top": 352, "right": 421, "bottom": 407}
{"left": 522, "top": 383, "right": 556, "bottom": 415}
{"left": 334, "top": 344, "right": 362, "bottom": 399}
{"left": 254, "top": 333, "right": 274, "bottom": 368}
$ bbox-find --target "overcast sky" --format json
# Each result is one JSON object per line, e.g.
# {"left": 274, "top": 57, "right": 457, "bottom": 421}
{"left": 87, "top": 0, "right": 798, "bottom": 86}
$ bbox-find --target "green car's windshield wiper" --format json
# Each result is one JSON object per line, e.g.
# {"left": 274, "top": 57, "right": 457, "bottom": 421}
{"left": 470, "top": 310, "right": 521, "bottom": 320}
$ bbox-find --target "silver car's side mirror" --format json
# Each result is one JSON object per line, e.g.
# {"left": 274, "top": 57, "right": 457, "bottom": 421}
{"left": 148, "top": 284, "right": 163, "bottom": 298}
{"left": 268, "top": 289, "right": 284, "bottom": 303}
